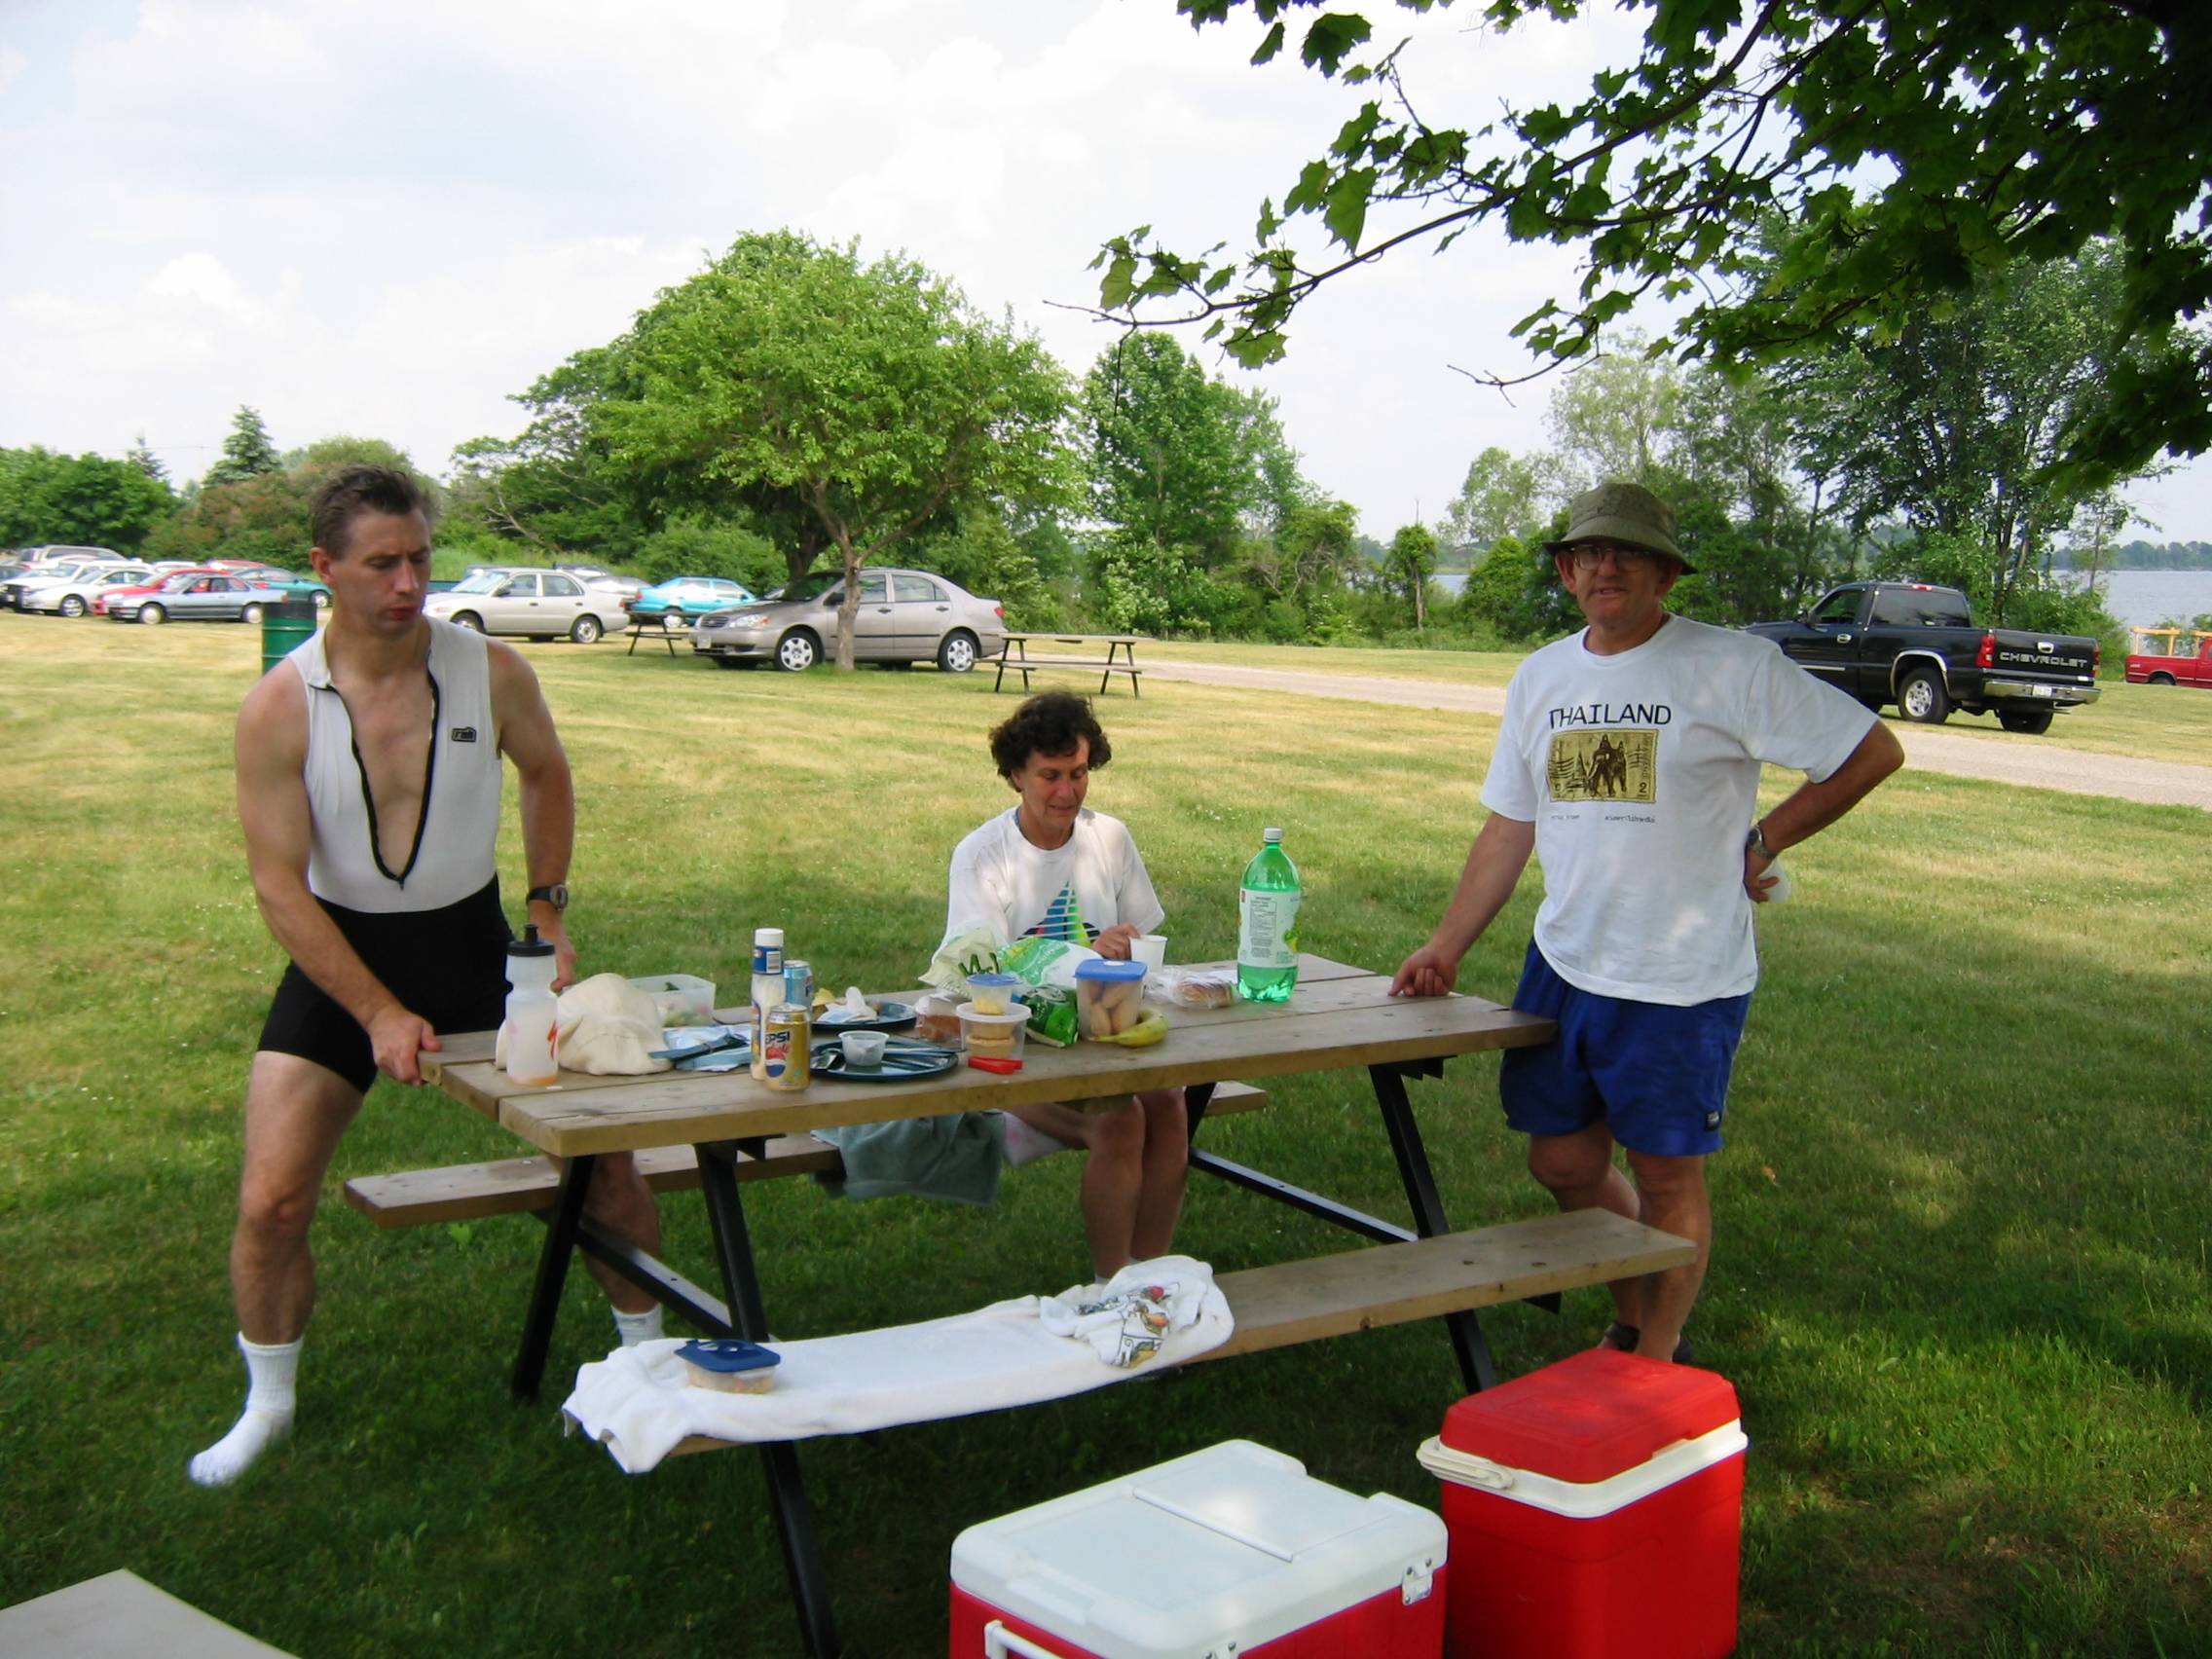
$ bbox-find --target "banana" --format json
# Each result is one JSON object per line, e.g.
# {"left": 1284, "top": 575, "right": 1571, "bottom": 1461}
{"left": 1097, "top": 1009, "right": 1168, "bottom": 1048}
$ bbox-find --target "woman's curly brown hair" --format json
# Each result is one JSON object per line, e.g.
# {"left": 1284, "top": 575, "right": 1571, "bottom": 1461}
{"left": 989, "top": 690, "right": 1112, "bottom": 778}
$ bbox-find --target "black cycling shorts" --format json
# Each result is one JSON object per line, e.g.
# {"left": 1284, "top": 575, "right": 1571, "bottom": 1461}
{"left": 257, "top": 878, "right": 512, "bottom": 1093}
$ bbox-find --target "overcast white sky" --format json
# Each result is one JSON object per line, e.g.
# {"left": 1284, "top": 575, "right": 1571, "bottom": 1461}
{"left": 4, "top": 0, "right": 2206, "bottom": 545}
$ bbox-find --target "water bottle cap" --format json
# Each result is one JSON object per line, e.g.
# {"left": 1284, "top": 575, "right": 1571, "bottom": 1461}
{"left": 507, "top": 924, "right": 556, "bottom": 958}
{"left": 1263, "top": 827, "right": 1282, "bottom": 842}
{"left": 753, "top": 927, "right": 784, "bottom": 947}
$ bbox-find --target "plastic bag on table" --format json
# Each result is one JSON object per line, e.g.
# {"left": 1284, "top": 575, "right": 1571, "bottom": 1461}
{"left": 1154, "top": 966, "right": 1235, "bottom": 1010}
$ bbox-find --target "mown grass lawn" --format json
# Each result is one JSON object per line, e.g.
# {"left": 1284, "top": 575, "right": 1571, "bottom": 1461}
{"left": 1, "top": 611, "right": 2206, "bottom": 1658}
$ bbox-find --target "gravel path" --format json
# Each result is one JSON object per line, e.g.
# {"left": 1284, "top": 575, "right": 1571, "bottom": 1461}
{"left": 1143, "top": 660, "right": 2212, "bottom": 812}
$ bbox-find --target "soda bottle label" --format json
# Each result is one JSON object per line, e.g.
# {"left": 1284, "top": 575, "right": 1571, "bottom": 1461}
{"left": 1238, "top": 888, "right": 1301, "bottom": 969}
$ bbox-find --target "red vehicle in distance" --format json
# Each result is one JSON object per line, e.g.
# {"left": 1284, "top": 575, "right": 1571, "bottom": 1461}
{"left": 2124, "top": 627, "right": 2212, "bottom": 687}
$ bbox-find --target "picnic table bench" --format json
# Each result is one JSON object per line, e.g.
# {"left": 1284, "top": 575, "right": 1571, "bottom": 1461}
{"left": 392, "top": 955, "right": 1691, "bottom": 1656}
{"left": 991, "top": 632, "right": 1145, "bottom": 695}
{"left": 623, "top": 615, "right": 692, "bottom": 657}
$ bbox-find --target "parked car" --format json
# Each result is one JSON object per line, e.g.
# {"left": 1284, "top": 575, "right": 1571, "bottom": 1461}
{"left": 1745, "top": 580, "right": 2100, "bottom": 732}
{"left": 421, "top": 569, "right": 618, "bottom": 643}
{"left": 92, "top": 566, "right": 226, "bottom": 615}
{"left": 625, "top": 575, "right": 757, "bottom": 626}
{"left": 2123, "top": 626, "right": 2212, "bottom": 686}
{"left": 225, "top": 564, "right": 333, "bottom": 608}
{"left": 557, "top": 563, "right": 646, "bottom": 604}
{"left": 690, "top": 567, "right": 1006, "bottom": 672}
{"left": 105, "top": 571, "right": 281, "bottom": 625}
{"left": 4, "top": 557, "right": 126, "bottom": 610}
{"left": 21, "top": 564, "right": 157, "bottom": 616}
{"left": 19, "top": 543, "right": 123, "bottom": 567}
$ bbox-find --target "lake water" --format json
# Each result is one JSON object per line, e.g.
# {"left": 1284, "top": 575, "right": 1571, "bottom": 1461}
{"left": 1433, "top": 568, "right": 2212, "bottom": 626}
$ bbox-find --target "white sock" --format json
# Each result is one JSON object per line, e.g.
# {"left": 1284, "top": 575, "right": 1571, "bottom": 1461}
{"left": 189, "top": 1334, "right": 299, "bottom": 1488}
{"left": 613, "top": 1305, "right": 664, "bottom": 1347}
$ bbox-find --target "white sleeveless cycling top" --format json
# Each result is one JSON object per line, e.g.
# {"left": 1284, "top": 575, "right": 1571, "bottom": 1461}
{"left": 287, "top": 619, "right": 504, "bottom": 913}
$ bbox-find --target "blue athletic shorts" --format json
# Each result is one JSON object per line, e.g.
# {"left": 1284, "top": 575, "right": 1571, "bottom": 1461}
{"left": 1496, "top": 940, "right": 1751, "bottom": 1158}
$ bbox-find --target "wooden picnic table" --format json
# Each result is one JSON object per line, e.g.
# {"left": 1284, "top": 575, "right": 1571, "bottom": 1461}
{"left": 623, "top": 615, "right": 692, "bottom": 657}
{"left": 417, "top": 954, "right": 1676, "bottom": 1657}
{"left": 991, "top": 631, "right": 1146, "bottom": 695}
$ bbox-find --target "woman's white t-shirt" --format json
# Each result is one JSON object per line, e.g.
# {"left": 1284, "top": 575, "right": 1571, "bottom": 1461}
{"left": 1481, "top": 614, "right": 1875, "bottom": 1005}
{"left": 945, "top": 807, "right": 1165, "bottom": 947}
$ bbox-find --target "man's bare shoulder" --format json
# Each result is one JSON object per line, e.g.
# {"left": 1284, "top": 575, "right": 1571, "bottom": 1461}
{"left": 237, "top": 658, "right": 308, "bottom": 760}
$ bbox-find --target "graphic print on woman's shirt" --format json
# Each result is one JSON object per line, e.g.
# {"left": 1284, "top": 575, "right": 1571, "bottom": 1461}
{"left": 1026, "top": 884, "right": 1092, "bottom": 943}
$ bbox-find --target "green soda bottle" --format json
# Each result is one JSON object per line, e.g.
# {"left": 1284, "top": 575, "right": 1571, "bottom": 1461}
{"left": 1236, "top": 827, "right": 1302, "bottom": 1003}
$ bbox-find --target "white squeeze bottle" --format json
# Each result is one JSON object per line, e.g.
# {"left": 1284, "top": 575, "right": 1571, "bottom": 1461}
{"left": 502, "top": 926, "right": 560, "bottom": 1087}
{"left": 750, "top": 927, "right": 784, "bottom": 1081}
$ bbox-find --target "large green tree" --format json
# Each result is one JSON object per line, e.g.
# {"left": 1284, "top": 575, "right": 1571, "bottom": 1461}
{"left": 1085, "top": 332, "right": 1257, "bottom": 562}
{"left": 1097, "top": 0, "right": 2212, "bottom": 482}
{"left": 0, "top": 446, "right": 175, "bottom": 550}
{"left": 587, "top": 232, "right": 1077, "bottom": 667}
{"left": 1784, "top": 242, "right": 2146, "bottom": 621}
{"left": 203, "top": 406, "right": 282, "bottom": 489}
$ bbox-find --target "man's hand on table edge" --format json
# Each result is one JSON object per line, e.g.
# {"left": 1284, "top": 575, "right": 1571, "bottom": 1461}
{"left": 1389, "top": 944, "right": 1459, "bottom": 999}
{"left": 371, "top": 1005, "right": 440, "bottom": 1086}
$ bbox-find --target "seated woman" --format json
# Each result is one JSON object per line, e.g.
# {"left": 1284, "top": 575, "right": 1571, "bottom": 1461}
{"left": 946, "top": 690, "right": 1186, "bottom": 1286}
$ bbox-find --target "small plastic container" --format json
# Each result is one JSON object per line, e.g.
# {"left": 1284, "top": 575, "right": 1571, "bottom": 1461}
{"left": 630, "top": 973, "right": 717, "bottom": 1024}
{"left": 839, "top": 1030, "right": 889, "bottom": 1070}
{"left": 965, "top": 973, "right": 1022, "bottom": 1016}
{"left": 677, "top": 1338, "right": 780, "bottom": 1394}
{"left": 913, "top": 991, "right": 963, "bottom": 1046}
{"left": 956, "top": 1003, "right": 1028, "bottom": 1062}
{"left": 1074, "top": 957, "right": 1149, "bottom": 1041}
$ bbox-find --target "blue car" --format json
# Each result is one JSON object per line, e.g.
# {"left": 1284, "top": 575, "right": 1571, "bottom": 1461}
{"left": 625, "top": 575, "right": 756, "bottom": 627}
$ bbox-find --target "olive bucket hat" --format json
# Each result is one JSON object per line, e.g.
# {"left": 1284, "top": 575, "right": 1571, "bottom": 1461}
{"left": 1545, "top": 480, "right": 1695, "bottom": 573}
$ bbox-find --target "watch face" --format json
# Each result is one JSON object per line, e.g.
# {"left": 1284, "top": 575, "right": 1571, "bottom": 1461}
{"left": 531, "top": 884, "right": 569, "bottom": 910}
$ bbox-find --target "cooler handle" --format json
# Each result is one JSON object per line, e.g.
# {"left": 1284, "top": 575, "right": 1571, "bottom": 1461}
{"left": 1417, "top": 1435, "right": 1514, "bottom": 1490}
{"left": 983, "top": 1620, "right": 1072, "bottom": 1659}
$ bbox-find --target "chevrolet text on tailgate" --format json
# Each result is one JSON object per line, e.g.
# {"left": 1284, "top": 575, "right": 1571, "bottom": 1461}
{"left": 1744, "top": 581, "right": 2100, "bottom": 734}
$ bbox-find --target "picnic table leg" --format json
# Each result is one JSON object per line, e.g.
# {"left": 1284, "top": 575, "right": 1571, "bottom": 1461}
{"left": 511, "top": 1154, "right": 594, "bottom": 1400}
{"left": 695, "top": 1143, "right": 842, "bottom": 1659}
{"left": 1369, "top": 1063, "right": 1499, "bottom": 1392}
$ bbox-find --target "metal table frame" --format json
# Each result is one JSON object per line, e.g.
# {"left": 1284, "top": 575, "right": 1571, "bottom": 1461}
{"left": 502, "top": 1055, "right": 1547, "bottom": 1656}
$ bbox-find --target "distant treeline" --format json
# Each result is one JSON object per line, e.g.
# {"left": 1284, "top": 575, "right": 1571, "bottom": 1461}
{"left": 2055, "top": 540, "right": 2212, "bottom": 571}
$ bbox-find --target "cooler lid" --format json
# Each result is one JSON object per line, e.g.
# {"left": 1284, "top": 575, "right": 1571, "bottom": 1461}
{"left": 950, "top": 1440, "right": 1445, "bottom": 1658}
{"left": 1440, "top": 1348, "right": 1739, "bottom": 1483}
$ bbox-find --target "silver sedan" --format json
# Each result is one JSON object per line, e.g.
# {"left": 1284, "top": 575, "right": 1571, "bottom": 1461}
{"left": 690, "top": 567, "right": 1006, "bottom": 672}
{"left": 421, "top": 569, "right": 620, "bottom": 644}
{"left": 105, "top": 571, "right": 280, "bottom": 624}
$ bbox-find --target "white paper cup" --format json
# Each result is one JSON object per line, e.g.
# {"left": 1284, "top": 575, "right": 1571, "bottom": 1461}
{"left": 1131, "top": 934, "right": 1167, "bottom": 972}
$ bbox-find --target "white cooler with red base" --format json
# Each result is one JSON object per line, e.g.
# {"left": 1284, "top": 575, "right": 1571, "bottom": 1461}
{"left": 1417, "top": 1348, "right": 1746, "bottom": 1659}
{"left": 949, "top": 1439, "right": 1446, "bottom": 1657}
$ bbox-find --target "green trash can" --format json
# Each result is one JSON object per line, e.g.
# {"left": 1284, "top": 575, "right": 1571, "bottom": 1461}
{"left": 260, "top": 600, "right": 318, "bottom": 675}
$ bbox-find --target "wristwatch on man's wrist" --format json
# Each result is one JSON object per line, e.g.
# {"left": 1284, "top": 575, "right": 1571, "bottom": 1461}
{"left": 526, "top": 883, "right": 570, "bottom": 911}
{"left": 1744, "top": 825, "right": 1777, "bottom": 861}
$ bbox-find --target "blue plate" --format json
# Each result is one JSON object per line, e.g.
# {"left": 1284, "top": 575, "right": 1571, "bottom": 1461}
{"left": 809, "top": 1037, "right": 959, "bottom": 1081}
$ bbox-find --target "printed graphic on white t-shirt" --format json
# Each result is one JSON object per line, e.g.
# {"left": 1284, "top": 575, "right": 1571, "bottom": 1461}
{"left": 944, "top": 807, "right": 1165, "bottom": 948}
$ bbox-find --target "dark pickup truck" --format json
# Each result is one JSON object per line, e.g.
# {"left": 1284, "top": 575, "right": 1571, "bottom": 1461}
{"left": 1746, "top": 581, "right": 2100, "bottom": 733}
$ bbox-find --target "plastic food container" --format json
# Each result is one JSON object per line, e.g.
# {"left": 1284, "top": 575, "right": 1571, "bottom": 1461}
{"left": 913, "top": 991, "right": 963, "bottom": 1045}
{"left": 677, "top": 1338, "right": 781, "bottom": 1394}
{"left": 965, "top": 973, "right": 1022, "bottom": 1016}
{"left": 956, "top": 1003, "right": 1028, "bottom": 1062}
{"left": 1074, "top": 958, "right": 1149, "bottom": 1040}
{"left": 630, "top": 973, "right": 717, "bottom": 1024}
{"left": 839, "top": 1030, "right": 889, "bottom": 1070}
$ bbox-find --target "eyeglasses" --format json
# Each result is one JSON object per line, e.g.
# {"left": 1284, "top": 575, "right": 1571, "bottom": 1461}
{"left": 1565, "top": 542, "right": 1667, "bottom": 571}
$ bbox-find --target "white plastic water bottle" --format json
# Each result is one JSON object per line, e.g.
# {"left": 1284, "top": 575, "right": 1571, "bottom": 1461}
{"left": 502, "top": 926, "right": 560, "bottom": 1086}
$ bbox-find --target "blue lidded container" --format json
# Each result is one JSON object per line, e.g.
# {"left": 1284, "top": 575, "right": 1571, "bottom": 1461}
{"left": 678, "top": 1338, "right": 781, "bottom": 1393}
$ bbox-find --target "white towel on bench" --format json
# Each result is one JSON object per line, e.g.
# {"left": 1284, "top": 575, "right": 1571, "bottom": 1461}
{"left": 561, "top": 1256, "right": 1231, "bottom": 1472}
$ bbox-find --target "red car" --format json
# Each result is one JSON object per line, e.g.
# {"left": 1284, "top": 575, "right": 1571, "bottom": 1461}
{"left": 92, "top": 566, "right": 227, "bottom": 616}
{"left": 2124, "top": 628, "right": 2212, "bottom": 687}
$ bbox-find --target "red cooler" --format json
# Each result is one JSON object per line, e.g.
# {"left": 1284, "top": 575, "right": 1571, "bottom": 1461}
{"left": 1417, "top": 1348, "right": 1745, "bottom": 1658}
{"left": 949, "top": 1439, "right": 1446, "bottom": 1657}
